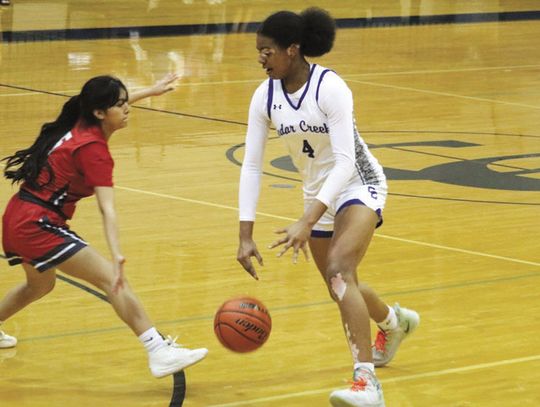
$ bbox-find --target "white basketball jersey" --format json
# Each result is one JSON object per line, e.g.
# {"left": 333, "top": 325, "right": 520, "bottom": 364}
{"left": 266, "top": 64, "right": 386, "bottom": 199}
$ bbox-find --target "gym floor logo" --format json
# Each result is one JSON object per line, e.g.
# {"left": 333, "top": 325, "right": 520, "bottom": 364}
{"left": 226, "top": 131, "right": 540, "bottom": 204}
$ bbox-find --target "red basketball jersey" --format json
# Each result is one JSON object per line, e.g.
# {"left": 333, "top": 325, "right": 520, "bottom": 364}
{"left": 20, "top": 123, "right": 114, "bottom": 219}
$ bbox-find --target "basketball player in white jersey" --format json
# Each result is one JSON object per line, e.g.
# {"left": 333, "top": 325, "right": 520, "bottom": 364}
{"left": 237, "top": 8, "right": 420, "bottom": 407}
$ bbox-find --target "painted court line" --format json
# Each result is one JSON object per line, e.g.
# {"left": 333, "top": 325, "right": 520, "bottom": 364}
{"left": 348, "top": 79, "right": 540, "bottom": 110}
{"left": 117, "top": 185, "right": 539, "bottom": 268}
{"left": 376, "top": 233, "right": 540, "bottom": 267}
{"left": 2, "top": 63, "right": 539, "bottom": 98}
{"left": 116, "top": 185, "right": 294, "bottom": 221}
{"left": 0, "top": 79, "right": 260, "bottom": 98}
{"left": 0, "top": 180, "right": 533, "bottom": 268}
{"left": 343, "top": 63, "right": 540, "bottom": 77}
{"left": 207, "top": 354, "right": 540, "bottom": 407}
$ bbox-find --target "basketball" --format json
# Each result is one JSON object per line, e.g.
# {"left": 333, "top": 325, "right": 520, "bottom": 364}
{"left": 214, "top": 297, "right": 272, "bottom": 353}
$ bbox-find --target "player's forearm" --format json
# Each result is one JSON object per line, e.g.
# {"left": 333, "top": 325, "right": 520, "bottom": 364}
{"left": 301, "top": 199, "right": 327, "bottom": 227}
{"left": 128, "top": 87, "right": 157, "bottom": 104}
{"left": 101, "top": 209, "right": 123, "bottom": 260}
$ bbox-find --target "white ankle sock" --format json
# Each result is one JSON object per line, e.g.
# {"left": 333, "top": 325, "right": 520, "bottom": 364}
{"left": 377, "top": 305, "right": 398, "bottom": 331}
{"left": 354, "top": 362, "right": 375, "bottom": 373}
{"left": 139, "top": 327, "right": 166, "bottom": 353}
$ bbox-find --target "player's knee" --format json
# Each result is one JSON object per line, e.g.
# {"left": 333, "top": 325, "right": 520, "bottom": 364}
{"left": 98, "top": 273, "right": 131, "bottom": 296}
{"left": 96, "top": 275, "right": 118, "bottom": 294}
{"left": 45, "top": 277, "right": 56, "bottom": 293}
{"left": 88, "top": 264, "right": 122, "bottom": 292}
{"left": 325, "top": 265, "right": 355, "bottom": 302}
{"left": 28, "top": 277, "right": 55, "bottom": 299}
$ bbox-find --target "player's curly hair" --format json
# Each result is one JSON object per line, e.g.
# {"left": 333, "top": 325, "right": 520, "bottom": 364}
{"left": 257, "top": 7, "right": 336, "bottom": 57}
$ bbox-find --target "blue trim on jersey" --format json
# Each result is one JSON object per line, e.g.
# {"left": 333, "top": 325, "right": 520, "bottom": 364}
{"left": 311, "top": 201, "right": 384, "bottom": 237}
{"left": 311, "top": 230, "right": 333, "bottom": 238}
{"left": 282, "top": 64, "right": 316, "bottom": 111}
{"left": 337, "top": 199, "right": 384, "bottom": 228}
{"left": 267, "top": 79, "right": 274, "bottom": 119}
{"left": 316, "top": 69, "right": 333, "bottom": 104}
{"left": 336, "top": 198, "right": 364, "bottom": 214}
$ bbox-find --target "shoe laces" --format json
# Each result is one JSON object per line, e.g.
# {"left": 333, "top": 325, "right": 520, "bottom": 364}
{"left": 373, "top": 329, "right": 388, "bottom": 352}
{"left": 164, "top": 335, "right": 183, "bottom": 348}
{"left": 348, "top": 376, "right": 368, "bottom": 392}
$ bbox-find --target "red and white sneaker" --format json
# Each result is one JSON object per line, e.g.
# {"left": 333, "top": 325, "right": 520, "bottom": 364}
{"left": 372, "top": 303, "right": 419, "bottom": 367}
{"left": 329, "top": 368, "right": 385, "bottom": 407}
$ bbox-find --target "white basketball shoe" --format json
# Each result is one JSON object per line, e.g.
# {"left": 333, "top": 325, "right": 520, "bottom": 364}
{"left": 0, "top": 330, "right": 17, "bottom": 349}
{"left": 149, "top": 335, "right": 208, "bottom": 378}
{"left": 330, "top": 367, "right": 385, "bottom": 407}
{"left": 372, "top": 303, "right": 419, "bottom": 367}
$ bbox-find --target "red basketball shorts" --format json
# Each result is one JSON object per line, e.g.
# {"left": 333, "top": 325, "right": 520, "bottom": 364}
{"left": 2, "top": 194, "right": 87, "bottom": 272}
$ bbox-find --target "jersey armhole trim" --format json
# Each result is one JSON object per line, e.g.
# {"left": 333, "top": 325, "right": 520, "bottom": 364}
{"left": 316, "top": 69, "right": 334, "bottom": 109}
{"left": 266, "top": 79, "right": 274, "bottom": 120}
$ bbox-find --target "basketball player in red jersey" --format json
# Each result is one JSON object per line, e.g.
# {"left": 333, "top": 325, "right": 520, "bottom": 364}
{"left": 0, "top": 73, "right": 207, "bottom": 378}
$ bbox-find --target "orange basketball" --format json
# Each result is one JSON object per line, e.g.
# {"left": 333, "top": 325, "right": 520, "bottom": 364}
{"left": 214, "top": 297, "right": 272, "bottom": 353}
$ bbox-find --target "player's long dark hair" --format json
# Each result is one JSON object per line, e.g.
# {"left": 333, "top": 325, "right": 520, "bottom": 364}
{"left": 3, "top": 75, "right": 127, "bottom": 190}
{"left": 258, "top": 7, "right": 336, "bottom": 57}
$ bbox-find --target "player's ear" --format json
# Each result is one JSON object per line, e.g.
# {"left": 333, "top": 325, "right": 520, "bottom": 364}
{"left": 93, "top": 109, "right": 106, "bottom": 120}
{"left": 287, "top": 43, "right": 300, "bottom": 57}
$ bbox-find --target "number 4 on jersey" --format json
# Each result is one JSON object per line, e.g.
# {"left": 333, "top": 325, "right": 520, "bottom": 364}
{"left": 302, "top": 139, "right": 315, "bottom": 158}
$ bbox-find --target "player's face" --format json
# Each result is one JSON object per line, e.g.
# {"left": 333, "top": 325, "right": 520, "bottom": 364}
{"left": 100, "top": 89, "right": 129, "bottom": 131}
{"left": 256, "top": 34, "right": 295, "bottom": 80}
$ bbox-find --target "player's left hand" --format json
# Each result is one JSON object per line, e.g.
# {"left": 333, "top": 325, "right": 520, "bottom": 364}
{"left": 151, "top": 72, "right": 180, "bottom": 96}
{"left": 269, "top": 220, "right": 311, "bottom": 264}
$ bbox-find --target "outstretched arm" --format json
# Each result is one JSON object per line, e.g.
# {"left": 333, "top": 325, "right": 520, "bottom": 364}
{"left": 128, "top": 72, "right": 180, "bottom": 104}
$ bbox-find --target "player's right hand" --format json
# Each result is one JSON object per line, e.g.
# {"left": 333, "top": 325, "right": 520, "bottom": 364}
{"left": 237, "top": 239, "right": 263, "bottom": 280}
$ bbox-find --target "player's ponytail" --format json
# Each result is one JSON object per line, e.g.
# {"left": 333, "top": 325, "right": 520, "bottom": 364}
{"left": 3, "top": 75, "right": 127, "bottom": 190}
{"left": 300, "top": 7, "right": 335, "bottom": 58}
{"left": 3, "top": 94, "right": 81, "bottom": 189}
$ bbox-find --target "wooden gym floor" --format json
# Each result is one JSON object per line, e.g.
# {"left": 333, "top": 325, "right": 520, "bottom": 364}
{"left": 0, "top": 1, "right": 539, "bottom": 406}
